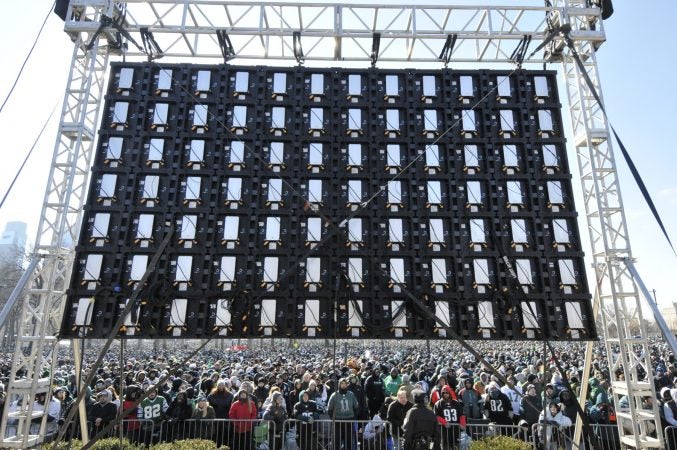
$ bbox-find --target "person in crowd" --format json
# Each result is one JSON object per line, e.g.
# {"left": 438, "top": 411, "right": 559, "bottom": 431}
{"left": 384, "top": 368, "right": 402, "bottom": 397}
{"left": 208, "top": 379, "right": 234, "bottom": 446}
{"left": 538, "top": 402, "right": 572, "bottom": 450}
{"left": 106, "top": 386, "right": 121, "bottom": 412}
{"left": 483, "top": 382, "right": 513, "bottom": 432}
{"left": 327, "top": 378, "right": 359, "bottom": 450}
{"left": 254, "top": 375, "right": 269, "bottom": 406}
{"left": 501, "top": 376, "right": 522, "bottom": 425}
{"left": 365, "top": 366, "right": 386, "bottom": 417}
{"left": 262, "top": 391, "right": 287, "bottom": 450}
{"left": 433, "top": 385, "right": 466, "bottom": 450}
{"left": 138, "top": 386, "right": 168, "bottom": 445}
{"left": 87, "top": 390, "right": 117, "bottom": 438}
{"left": 202, "top": 372, "right": 220, "bottom": 396}
{"left": 457, "top": 377, "right": 482, "bottom": 420}
{"left": 347, "top": 373, "right": 369, "bottom": 420}
{"left": 229, "top": 388, "right": 258, "bottom": 450}
{"left": 660, "top": 387, "right": 677, "bottom": 449}
{"left": 387, "top": 389, "right": 413, "bottom": 446}
{"left": 294, "top": 390, "right": 321, "bottom": 450}
{"left": 403, "top": 390, "right": 440, "bottom": 450}
{"left": 121, "top": 385, "right": 143, "bottom": 443}
{"left": 54, "top": 387, "right": 73, "bottom": 423}
{"left": 363, "top": 401, "right": 388, "bottom": 450}
{"left": 542, "top": 383, "right": 559, "bottom": 406}
{"left": 193, "top": 395, "right": 216, "bottom": 440}
{"left": 520, "top": 384, "right": 543, "bottom": 433}
{"left": 164, "top": 390, "right": 193, "bottom": 441}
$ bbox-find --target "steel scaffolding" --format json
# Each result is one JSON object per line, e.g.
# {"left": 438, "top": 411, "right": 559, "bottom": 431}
{"left": 0, "top": 0, "right": 661, "bottom": 448}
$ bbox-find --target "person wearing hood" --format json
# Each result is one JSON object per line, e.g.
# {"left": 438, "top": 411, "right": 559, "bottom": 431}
{"left": 458, "top": 378, "right": 482, "bottom": 420}
{"left": 365, "top": 367, "right": 386, "bottom": 417}
{"left": 122, "top": 385, "right": 142, "bottom": 443}
{"left": 655, "top": 367, "right": 671, "bottom": 392}
{"left": 229, "top": 388, "right": 258, "bottom": 450}
{"left": 347, "top": 373, "right": 368, "bottom": 420}
{"left": 431, "top": 371, "right": 458, "bottom": 406}
{"left": 328, "top": 378, "right": 359, "bottom": 450}
{"left": 587, "top": 378, "right": 604, "bottom": 405}
{"left": 550, "top": 372, "right": 565, "bottom": 397}
{"left": 253, "top": 375, "right": 268, "bottom": 401}
{"left": 208, "top": 379, "right": 234, "bottom": 419}
{"left": 387, "top": 389, "right": 413, "bottom": 445}
{"left": 558, "top": 390, "right": 577, "bottom": 450}
{"left": 433, "top": 385, "right": 465, "bottom": 450}
{"left": 538, "top": 402, "right": 572, "bottom": 450}
{"left": 293, "top": 390, "right": 320, "bottom": 450}
{"left": 262, "top": 386, "right": 287, "bottom": 413}
{"left": 164, "top": 391, "right": 193, "bottom": 441}
{"left": 384, "top": 368, "right": 402, "bottom": 396}
{"left": 87, "top": 390, "right": 117, "bottom": 438}
{"left": 169, "top": 378, "right": 183, "bottom": 400}
{"left": 520, "top": 384, "right": 543, "bottom": 432}
{"left": 263, "top": 391, "right": 287, "bottom": 450}
{"left": 54, "top": 387, "right": 73, "bottom": 423}
{"left": 483, "top": 382, "right": 513, "bottom": 428}
{"left": 399, "top": 374, "right": 416, "bottom": 404}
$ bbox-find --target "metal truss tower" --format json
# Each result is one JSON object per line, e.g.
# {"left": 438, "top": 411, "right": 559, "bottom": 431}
{"left": 0, "top": 1, "right": 661, "bottom": 448}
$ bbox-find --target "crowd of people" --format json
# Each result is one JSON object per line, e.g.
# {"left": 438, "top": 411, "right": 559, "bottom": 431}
{"left": 0, "top": 336, "right": 675, "bottom": 449}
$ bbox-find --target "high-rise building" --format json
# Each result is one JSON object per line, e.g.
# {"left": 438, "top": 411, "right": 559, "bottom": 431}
{"left": 0, "top": 221, "right": 27, "bottom": 264}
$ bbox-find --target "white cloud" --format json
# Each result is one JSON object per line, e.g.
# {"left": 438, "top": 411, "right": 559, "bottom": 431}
{"left": 658, "top": 188, "right": 677, "bottom": 204}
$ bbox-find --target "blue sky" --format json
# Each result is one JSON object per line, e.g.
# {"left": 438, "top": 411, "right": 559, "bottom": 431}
{"left": 0, "top": 1, "right": 675, "bottom": 311}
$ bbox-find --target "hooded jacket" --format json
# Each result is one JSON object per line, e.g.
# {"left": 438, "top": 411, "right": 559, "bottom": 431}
{"left": 458, "top": 380, "right": 482, "bottom": 419}
{"left": 207, "top": 387, "right": 234, "bottom": 419}
{"left": 327, "top": 386, "right": 359, "bottom": 420}
{"left": 166, "top": 392, "right": 193, "bottom": 421}
{"left": 293, "top": 390, "right": 320, "bottom": 424}
{"left": 520, "top": 388, "right": 542, "bottom": 426}
{"left": 558, "top": 389, "right": 578, "bottom": 423}
{"left": 433, "top": 385, "right": 466, "bottom": 428}
{"left": 263, "top": 392, "right": 287, "bottom": 430}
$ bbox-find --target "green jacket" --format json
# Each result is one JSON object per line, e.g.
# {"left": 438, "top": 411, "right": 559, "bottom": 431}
{"left": 328, "top": 390, "right": 359, "bottom": 420}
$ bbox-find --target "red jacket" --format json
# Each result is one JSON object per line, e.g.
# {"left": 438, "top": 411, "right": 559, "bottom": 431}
{"left": 229, "top": 398, "right": 257, "bottom": 432}
{"left": 431, "top": 383, "right": 458, "bottom": 406}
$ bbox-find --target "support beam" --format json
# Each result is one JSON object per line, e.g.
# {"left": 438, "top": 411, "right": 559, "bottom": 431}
{"left": 0, "top": 19, "right": 109, "bottom": 449}
{"left": 62, "top": 1, "right": 605, "bottom": 63}
{"left": 558, "top": 3, "right": 663, "bottom": 446}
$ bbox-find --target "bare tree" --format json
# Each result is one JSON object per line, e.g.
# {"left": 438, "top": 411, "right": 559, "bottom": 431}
{"left": 0, "top": 243, "right": 29, "bottom": 352}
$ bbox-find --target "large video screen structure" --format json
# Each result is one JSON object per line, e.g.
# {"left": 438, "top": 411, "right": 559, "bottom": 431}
{"left": 60, "top": 63, "right": 595, "bottom": 340}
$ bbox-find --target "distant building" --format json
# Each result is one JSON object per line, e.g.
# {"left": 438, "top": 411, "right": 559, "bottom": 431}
{"left": 664, "top": 304, "right": 677, "bottom": 334}
{"left": 0, "top": 221, "right": 27, "bottom": 264}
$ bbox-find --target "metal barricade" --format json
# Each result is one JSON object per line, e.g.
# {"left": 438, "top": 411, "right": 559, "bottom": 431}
{"left": 589, "top": 424, "right": 621, "bottom": 450}
{"left": 156, "top": 418, "right": 276, "bottom": 450}
{"left": 283, "top": 419, "right": 391, "bottom": 450}
{"left": 532, "top": 422, "right": 574, "bottom": 450}
{"left": 85, "top": 419, "right": 154, "bottom": 442}
{"left": 666, "top": 426, "right": 677, "bottom": 450}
